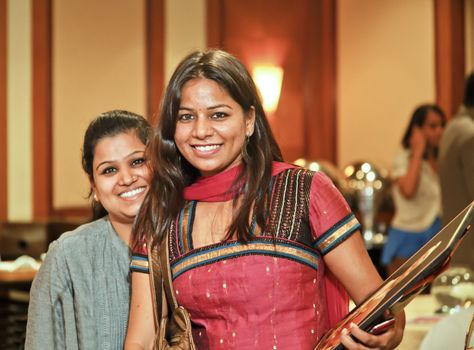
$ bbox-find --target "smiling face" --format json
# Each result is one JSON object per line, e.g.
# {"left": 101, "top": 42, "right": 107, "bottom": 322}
{"left": 174, "top": 78, "right": 255, "bottom": 177}
{"left": 91, "top": 131, "right": 151, "bottom": 226}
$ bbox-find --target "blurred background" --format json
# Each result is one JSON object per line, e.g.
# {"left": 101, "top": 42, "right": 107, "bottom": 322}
{"left": 1, "top": 0, "right": 473, "bottom": 225}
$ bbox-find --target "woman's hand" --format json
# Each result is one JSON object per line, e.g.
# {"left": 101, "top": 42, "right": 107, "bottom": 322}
{"left": 340, "top": 312, "right": 405, "bottom": 350}
{"left": 409, "top": 126, "right": 426, "bottom": 156}
{"left": 396, "top": 126, "right": 426, "bottom": 198}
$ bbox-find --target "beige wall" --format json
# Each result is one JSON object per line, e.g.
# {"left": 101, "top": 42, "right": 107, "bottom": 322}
{"left": 52, "top": 0, "right": 147, "bottom": 209}
{"left": 52, "top": 0, "right": 207, "bottom": 210}
{"left": 165, "top": 0, "right": 206, "bottom": 82}
{"left": 467, "top": 0, "right": 474, "bottom": 74}
{"left": 4, "top": 0, "right": 472, "bottom": 218}
{"left": 337, "top": 0, "right": 436, "bottom": 171}
{"left": 7, "top": 0, "right": 33, "bottom": 221}
{"left": 53, "top": 0, "right": 206, "bottom": 208}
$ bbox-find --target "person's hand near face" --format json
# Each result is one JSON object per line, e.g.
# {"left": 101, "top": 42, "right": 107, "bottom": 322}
{"left": 409, "top": 126, "right": 426, "bottom": 156}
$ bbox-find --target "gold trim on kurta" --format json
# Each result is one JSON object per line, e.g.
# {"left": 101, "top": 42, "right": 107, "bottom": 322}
{"left": 316, "top": 215, "right": 360, "bottom": 253}
{"left": 172, "top": 240, "right": 319, "bottom": 278}
{"left": 130, "top": 258, "right": 149, "bottom": 270}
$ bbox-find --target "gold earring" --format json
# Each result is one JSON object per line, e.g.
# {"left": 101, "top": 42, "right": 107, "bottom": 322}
{"left": 93, "top": 193, "right": 99, "bottom": 202}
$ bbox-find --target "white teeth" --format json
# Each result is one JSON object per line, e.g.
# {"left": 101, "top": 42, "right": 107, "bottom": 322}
{"left": 120, "top": 187, "right": 145, "bottom": 198}
{"left": 194, "top": 145, "right": 220, "bottom": 152}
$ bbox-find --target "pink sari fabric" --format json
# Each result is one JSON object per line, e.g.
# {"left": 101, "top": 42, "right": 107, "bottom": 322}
{"left": 183, "top": 162, "right": 294, "bottom": 201}
{"left": 173, "top": 249, "right": 327, "bottom": 349}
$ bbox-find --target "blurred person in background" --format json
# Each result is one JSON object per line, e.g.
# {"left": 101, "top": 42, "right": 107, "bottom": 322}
{"left": 381, "top": 104, "right": 446, "bottom": 275}
{"left": 439, "top": 72, "right": 474, "bottom": 271}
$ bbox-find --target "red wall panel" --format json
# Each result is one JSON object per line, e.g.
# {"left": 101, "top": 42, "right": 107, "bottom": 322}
{"left": 207, "top": 0, "right": 337, "bottom": 163}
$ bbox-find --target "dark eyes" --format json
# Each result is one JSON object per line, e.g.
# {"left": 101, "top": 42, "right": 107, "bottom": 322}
{"left": 178, "top": 114, "right": 194, "bottom": 122}
{"left": 100, "top": 157, "right": 145, "bottom": 175}
{"left": 131, "top": 157, "right": 145, "bottom": 166}
{"left": 177, "top": 112, "right": 229, "bottom": 122}
{"left": 211, "top": 112, "right": 227, "bottom": 120}
{"left": 102, "top": 167, "right": 116, "bottom": 175}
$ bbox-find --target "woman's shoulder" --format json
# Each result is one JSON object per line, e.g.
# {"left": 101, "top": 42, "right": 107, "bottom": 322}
{"left": 392, "top": 149, "right": 411, "bottom": 170}
{"left": 274, "top": 162, "right": 313, "bottom": 175}
{"left": 39, "top": 218, "right": 120, "bottom": 277}
{"left": 393, "top": 148, "right": 410, "bottom": 160}
{"left": 48, "top": 218, "right": 111, "bottom": 254}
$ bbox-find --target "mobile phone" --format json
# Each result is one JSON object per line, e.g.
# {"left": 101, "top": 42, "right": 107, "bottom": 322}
{"left": 368, "top": 317, "right": 395, "bottom": 335}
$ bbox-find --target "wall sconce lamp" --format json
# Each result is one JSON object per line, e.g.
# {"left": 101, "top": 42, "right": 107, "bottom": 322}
{"left": 252, "top": 65, "right": 284, "bottom": 114}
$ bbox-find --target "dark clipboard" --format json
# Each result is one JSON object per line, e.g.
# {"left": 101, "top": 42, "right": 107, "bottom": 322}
{"left": 314, "top": 201, "right": 474, "bottom": 350}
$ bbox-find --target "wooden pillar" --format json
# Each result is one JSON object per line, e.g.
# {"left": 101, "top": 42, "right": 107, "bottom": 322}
{"left": 434, "top": 0, "right": 465, "bottom": 118}
{"left": 206, "top": 0, "right": 338, "bottom": 164}
{"left": 304, "top": 0, "right": 338, "bottom": 163}
{"left": 146, "top": 0, "right": 165, "bottom": 125}
{"left": 32, "top": 0, "right": 53, "bottom": 220}
{"left": 206, "top": 0, "right": 225, "bottom": 48}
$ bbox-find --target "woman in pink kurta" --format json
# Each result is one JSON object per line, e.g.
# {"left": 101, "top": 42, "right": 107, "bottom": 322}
{"left": 124, "top": 49, "right": 405, "bottom": 350}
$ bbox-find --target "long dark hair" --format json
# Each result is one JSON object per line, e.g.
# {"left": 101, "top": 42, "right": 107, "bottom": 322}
{"left": 401, "top": 104, "right": 446, "bottom": 158}
{"left": 134, "top": 49, "right": 283, "bottom": 246}
{"left": 82, "top": 110, "right": 151, "bottom": 220}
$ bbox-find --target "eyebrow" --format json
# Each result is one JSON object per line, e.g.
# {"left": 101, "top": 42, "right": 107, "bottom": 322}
{"left": 95, "top": 150, "right": 145, "bottom": 171}
{"left": 179, "top": 104, "right": 233, "bottom": 111}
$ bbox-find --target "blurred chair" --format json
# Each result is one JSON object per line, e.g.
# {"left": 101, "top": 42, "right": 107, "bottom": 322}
{"left": 0, "top": 223, "right": 48, "bottom": 261}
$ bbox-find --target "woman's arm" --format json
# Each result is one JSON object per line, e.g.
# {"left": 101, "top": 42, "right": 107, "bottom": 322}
{"left": 308, "top": 171, "right": 404, "bottom": 349}
{"left": 324, "top": 231, "right": 405, "bottom": 350}
{"left": 396, "top": 127, "right": 425, "bottom": 198}
{"left": 25, "top": 242, "right": 66, "bottom": 350}
{"left": 124, "top": 271, "right": 156, "bottom": 350}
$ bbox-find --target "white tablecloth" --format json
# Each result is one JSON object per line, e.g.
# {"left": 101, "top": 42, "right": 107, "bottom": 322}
{"left": 396, "top": 294, "right": 444, "bottom": 350}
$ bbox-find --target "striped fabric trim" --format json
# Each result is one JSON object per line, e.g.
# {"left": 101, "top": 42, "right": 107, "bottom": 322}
{"left": 171, "top": 238, "right": 320, "bottom": 280}
{"left": 314, "top": 213, "right": 361, "bottom": 255}
{"left": 130, "top": 254, "right": 150, "bottom": 273}
{"left": 265, "top": 168, "right": 310, "bottom": 241}
{"left": 178, "top": 201, "right": 195, "bottom": 254}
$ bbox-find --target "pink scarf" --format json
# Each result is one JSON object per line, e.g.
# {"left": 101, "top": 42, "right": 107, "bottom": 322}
{"left": 183, "top": 161, "right": 294, "bottom": 201}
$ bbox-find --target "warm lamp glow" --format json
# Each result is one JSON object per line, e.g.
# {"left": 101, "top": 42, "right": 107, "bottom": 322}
{"left": 252, "top": 66, "right": 283, "bottom": 114}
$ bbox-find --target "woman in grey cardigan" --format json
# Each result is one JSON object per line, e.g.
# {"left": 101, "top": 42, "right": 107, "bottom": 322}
{"left": 25, "top": 110, "right": 152, "bottom": 349}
